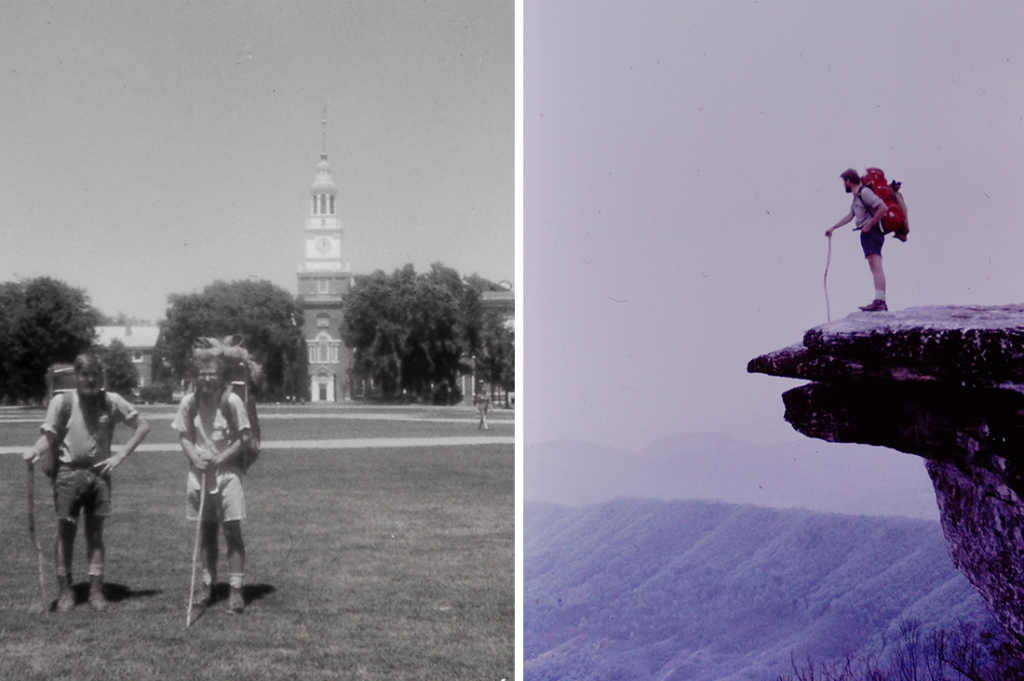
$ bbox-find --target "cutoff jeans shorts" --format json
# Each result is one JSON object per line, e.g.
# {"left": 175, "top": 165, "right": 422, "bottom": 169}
{"left": 860, "top": 225, "right": 885, "bottom": 257}
{"left": 54, "top": 466, "right": 112, "bottom": 521}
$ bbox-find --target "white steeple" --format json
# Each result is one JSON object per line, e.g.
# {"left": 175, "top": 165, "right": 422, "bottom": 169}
{"left": 300, "top": 109, "right": 347, "bottom": 273}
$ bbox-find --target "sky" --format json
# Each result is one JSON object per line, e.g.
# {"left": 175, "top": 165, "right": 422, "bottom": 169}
{"left": 0, "top": 1, "right": 513, "bottom": 323}
{"left": 525, "top": 0, "right": 1024, "bottom": 456}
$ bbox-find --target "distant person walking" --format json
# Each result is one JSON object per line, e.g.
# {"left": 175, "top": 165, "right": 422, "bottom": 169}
{"left": 172, "top": 354, "right": 252, "bottom": 614}
{"left": 825, "top": 168, "right": 891, "bottom": 312}
{"left": 25, "top": 351, "right": 150, "bottom": 612}
{"left": 475, "top": 389, "right": 491, "bottom": 430}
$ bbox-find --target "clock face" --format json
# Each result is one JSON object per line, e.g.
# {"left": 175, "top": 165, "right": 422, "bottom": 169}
{"left": 316, "top": 237, "right": 332, "bottom": 254}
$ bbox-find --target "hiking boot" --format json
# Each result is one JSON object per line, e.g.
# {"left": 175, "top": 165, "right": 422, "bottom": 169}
{"left": 55, "top": 574, "right": 75, "bottom": 612}
{"left": 859, "top": 299, "right": 888, "bottom": 312}
{"left": 56, "top": 585, "right": 75, "bottom": 610}
{"left": 191, "top": 584, "right": 211, "bottom": 608}
{"left": 88, "top": 577, "right": 108, "bottom": 612}
{"left": 226, "top": 586, "right": 245, "bottom": 615}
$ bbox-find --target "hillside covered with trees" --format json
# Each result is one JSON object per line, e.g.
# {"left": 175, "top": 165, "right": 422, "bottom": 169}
{"left": 525, "top": 499, "right": 1004, "bottom": 681}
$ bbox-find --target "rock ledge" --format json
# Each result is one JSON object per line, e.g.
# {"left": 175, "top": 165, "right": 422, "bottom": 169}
{"left": 749, "top": 305, "right": 1024, "bottom": 649}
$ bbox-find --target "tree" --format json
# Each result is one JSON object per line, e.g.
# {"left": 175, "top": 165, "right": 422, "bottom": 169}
{"left": 780, "top": 619, "right": 1024, "bottom": 681}
{"left": 343, "top": 263, "right": 481, "bottom": 402}
{"left": 100, "top": 338, "right": 138, "bottom": 396}
{"left": 0, "top": 277, "right": 100, "bottom": 403}
{"left": 462, "top": 274, "right": 514, "bottom": 404}
{"left": 160, "top": 279, "right": 305, "bottom": 401}
{"left": 476, "top": 310, "right": 515, "bottom": 401}
{"left": 407, "top": 264, "right": 474, "bottom": 403}
{"left": 98, "top": 311, "right": 154, "bottom": 327}
{"left": 343, "top": 266, "right": 417, "bottom": 397}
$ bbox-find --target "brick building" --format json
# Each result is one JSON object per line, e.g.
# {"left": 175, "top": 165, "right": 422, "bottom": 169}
{"left": 296, "top": 127, "right": 354, "bottom": 402}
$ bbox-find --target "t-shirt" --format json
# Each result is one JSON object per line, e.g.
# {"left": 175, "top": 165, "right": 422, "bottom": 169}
{"left": 41, "top": 390, "right": 139, "bottom": 465}
{"left": 171, "top": 392, "right": 250, "bottom": 471}
{"left": 852, "top": 186, "right": 885, "bottom": 230}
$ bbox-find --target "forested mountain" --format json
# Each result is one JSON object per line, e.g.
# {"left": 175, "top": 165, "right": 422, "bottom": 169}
{"left": 525, "top": 499, "right": 997, "bottom": 681}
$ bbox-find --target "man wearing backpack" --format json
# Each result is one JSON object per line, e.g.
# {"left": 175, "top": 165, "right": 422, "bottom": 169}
{"left": 171, "top": 353, "right": 253, "bottom": 614}
{"left": 26, "top": 351, "right": 151, "bottom": 612}
{"left": 825, "top": 168, "right": 891, "bottom": 312}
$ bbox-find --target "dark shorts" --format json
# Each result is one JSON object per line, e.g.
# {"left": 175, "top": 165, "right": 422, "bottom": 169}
{"left": 860, "top": 225, "right": 884, "bottom": 257}
{"left": 53, "top": 467, "right": 112, "bottom": 520}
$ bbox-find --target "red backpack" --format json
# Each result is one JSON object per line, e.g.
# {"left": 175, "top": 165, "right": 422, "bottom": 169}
{"left": 860, "top": 168, "right": 909, "bottom": 242}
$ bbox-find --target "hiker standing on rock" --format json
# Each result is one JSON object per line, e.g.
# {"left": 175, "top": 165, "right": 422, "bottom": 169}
{"left": 826, "top": 168, "right": 890, "bottom": 312}
{"left": 25, "top": 351, "right": 151, "bottom": 612}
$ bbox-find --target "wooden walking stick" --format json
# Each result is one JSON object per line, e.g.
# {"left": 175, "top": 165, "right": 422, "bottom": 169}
{"left": 187, "top": 473, "right": 208, "bottom": 627}
{"left": 26, "top": 460, "right": 47, "bottom": 612}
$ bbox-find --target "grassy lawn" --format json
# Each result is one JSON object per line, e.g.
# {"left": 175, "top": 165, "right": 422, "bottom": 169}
{"left": 0, "top": 407, "right": 513, "bottom": 680}
{"left": 0, "top": 404, "right": 514, "bottom": 446}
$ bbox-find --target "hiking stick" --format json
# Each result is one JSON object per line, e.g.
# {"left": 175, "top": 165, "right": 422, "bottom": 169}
{"left": 26, "top": 461, "right": 47, "bottom": 612}
{"left": 824, "top": 232, "right": 833, "bottom": 323}
{"left": 187, "top": 472, "right": 208, "bottom": 627}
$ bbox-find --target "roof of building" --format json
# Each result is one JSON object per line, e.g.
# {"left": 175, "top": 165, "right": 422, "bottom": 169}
{"left": 95, "top": 326, "right": 161, "bottom": 349}
{"left": 481, "top": 290, "right": 515, "bottom": 314}
{"left": 310, "top": 153, "right": 338, "bottom": 193}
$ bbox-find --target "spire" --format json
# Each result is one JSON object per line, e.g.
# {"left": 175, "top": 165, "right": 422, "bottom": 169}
{"left": 311, "top": 107, "right": 337, "bottom": 197}
{"left": 321, "top": 105, "right": 328, "bottom": 159}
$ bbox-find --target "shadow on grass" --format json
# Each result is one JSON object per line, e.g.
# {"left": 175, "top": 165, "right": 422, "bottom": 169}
{"left": 206, "top": 582, "right": 276, "bottom": 605}
{"left": 49, "top": 582, "right": 163, "bottom": 611}
{"left": 187, "top": 583, "right": 277, "bottom": 624}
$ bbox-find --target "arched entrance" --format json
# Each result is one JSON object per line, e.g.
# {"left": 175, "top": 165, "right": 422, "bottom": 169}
{"left": 311, "top": 367, "right": 334, "bottom": 402}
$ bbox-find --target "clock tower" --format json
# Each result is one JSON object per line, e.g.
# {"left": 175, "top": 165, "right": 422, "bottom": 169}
{"left": 297, "top": 116, "right": 353, "bottom": 402}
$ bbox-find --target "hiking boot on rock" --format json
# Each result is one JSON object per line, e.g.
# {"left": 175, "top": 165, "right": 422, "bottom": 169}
{"left": 859, "top": 299, "right": 888, "bottom": 312}
{"left": 227, "top": 587, "right": 245, "bottom": 615}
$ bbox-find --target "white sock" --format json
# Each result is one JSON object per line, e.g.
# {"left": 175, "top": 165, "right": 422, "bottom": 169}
{"left": 875, "top": 290, "right": 886, "bottom": 301}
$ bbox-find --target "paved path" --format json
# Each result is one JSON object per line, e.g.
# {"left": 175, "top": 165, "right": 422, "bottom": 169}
{"left": 1, "top": 436, "right": 513, "bottom": 455}
{"left": 0, "top": 412, "right": 514, "bottom": 425}
{"left": 0, "top": 406, "right": 515, "bottom": 455}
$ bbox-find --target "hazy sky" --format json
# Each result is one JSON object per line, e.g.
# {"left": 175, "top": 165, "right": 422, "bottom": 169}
{"left": 525, "top": 1, "right": 1024, "bottom": 451}
{"left": 1, "top": 1, "right": 513, "bottom": 322}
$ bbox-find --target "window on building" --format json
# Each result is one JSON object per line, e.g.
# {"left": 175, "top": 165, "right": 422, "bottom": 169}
{"left": 317, "top": 279, "right": 330, "bottom": 294}
{"left": 132, "top": 351, "right": 144, "bottom": 363}
{"left": 309, "top": 331, "right": 340, "bottom": 365}
{"left": 317, "top": 313, "right": 330, "bottom": 328}
{"left": 320, "top": 195, "right": 327, "bottom": 215}
{"left": 329, "top": 195, "right": 335, "bottom": 214}
{"left": 312, "top": 196, "right": 318, "bottom": 215}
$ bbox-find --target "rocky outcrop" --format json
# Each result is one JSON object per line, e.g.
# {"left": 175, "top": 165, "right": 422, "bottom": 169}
{"left": 749, "top": 305, "right": 1024, "bottom": 649}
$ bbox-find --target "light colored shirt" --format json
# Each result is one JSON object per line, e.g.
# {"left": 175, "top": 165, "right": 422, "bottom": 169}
{"left": 852, "top": 186, "right": 885, "bottom": 230}
{"left": 41, "top": 390, "right": 139, "bottom": 465}
{"left": 171, "top": 391, "right": 251, "bottom": 472}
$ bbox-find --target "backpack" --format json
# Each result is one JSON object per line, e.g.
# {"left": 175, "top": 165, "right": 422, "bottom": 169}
{"left": 859, "top": 167, "right": 909, "bottom": 242}
{"left": 190, "top": 336, "right": 262, "bottom": 473}
{"left": 42, "top": 390, "right": 115, "bottom": 479}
